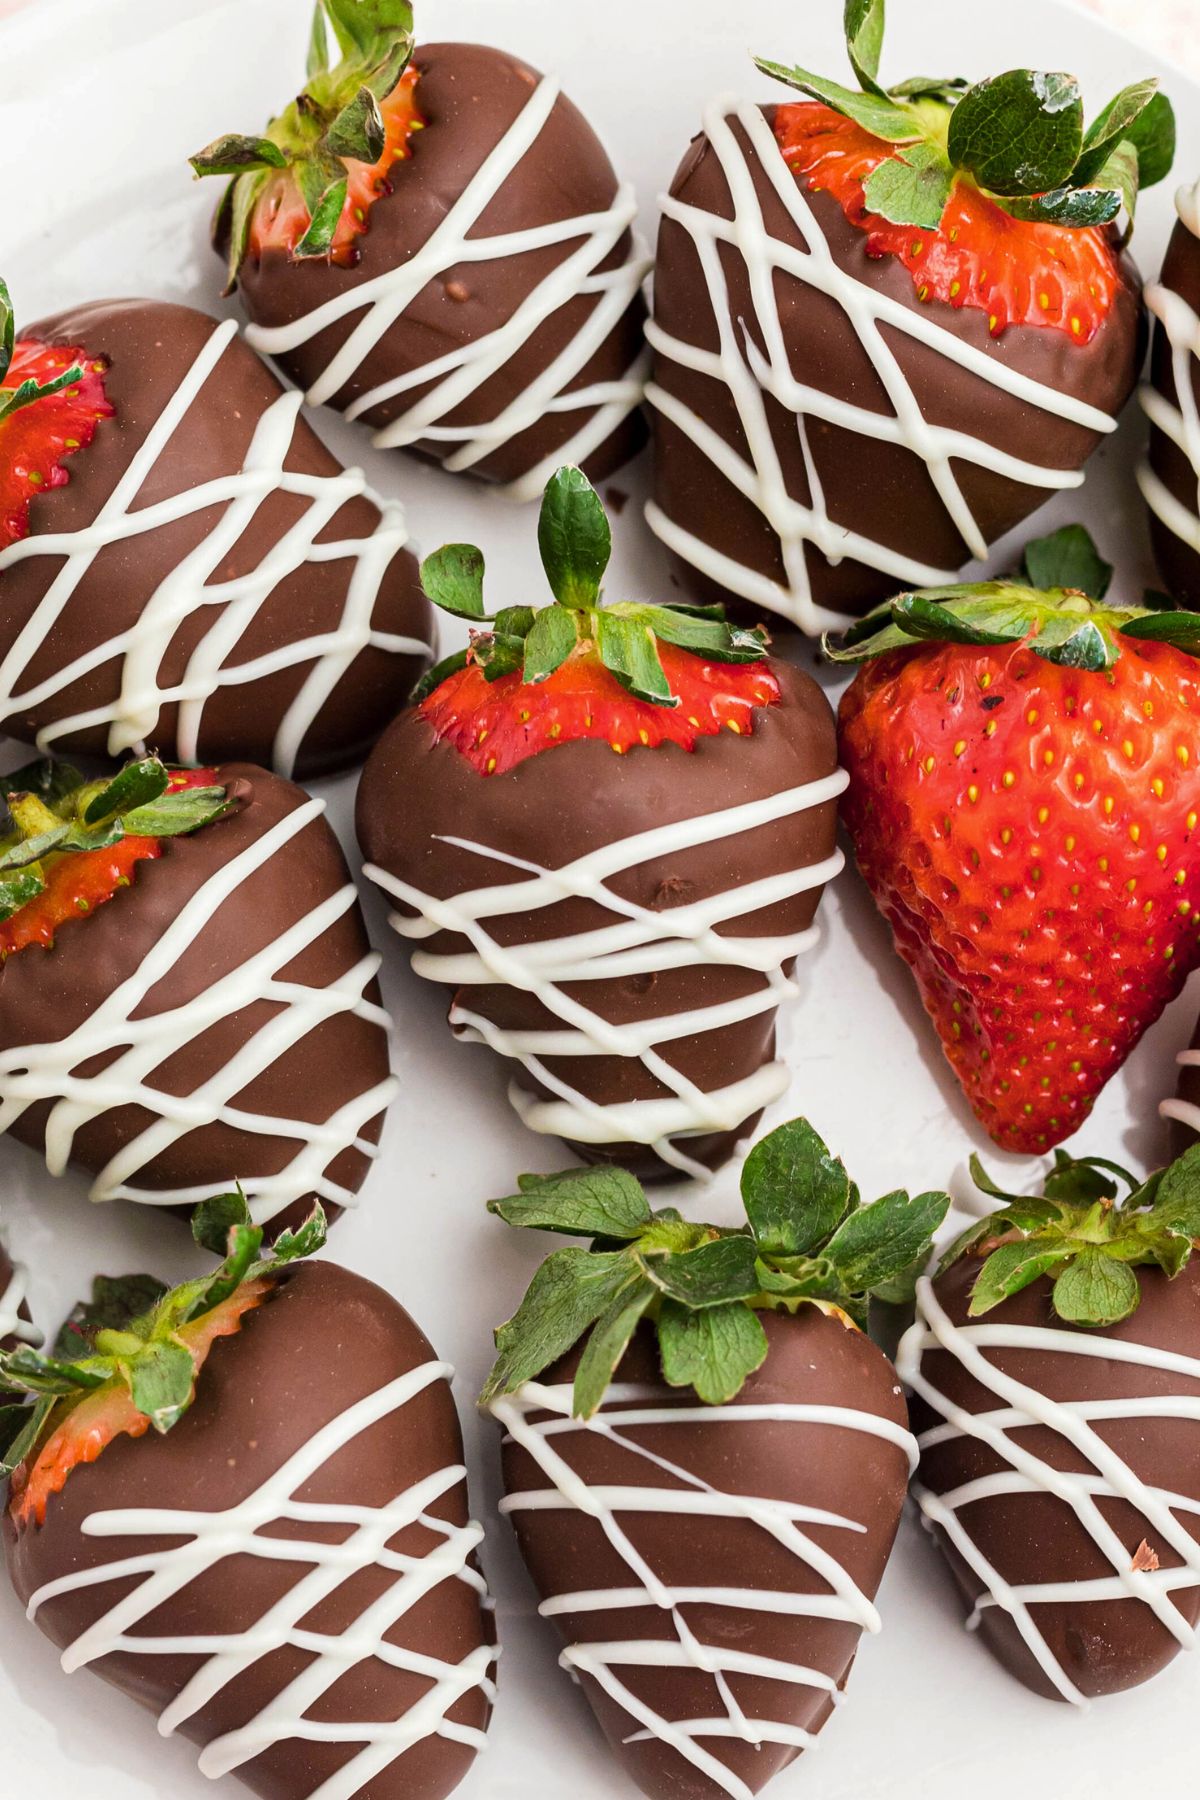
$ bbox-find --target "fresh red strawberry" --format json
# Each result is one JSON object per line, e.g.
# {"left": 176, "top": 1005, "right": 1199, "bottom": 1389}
{"left": 775, "top": 102, "right": 1123, "bottom": 342}
{"left": 899, "top": 1144, "right": 1200, "bottom": 1702}
{"left": 0, "top": 1196, "right": 496, "bottom": 1800}
{"left": 358, "top": 468, "right": 844, "bottom": 1180}
{"left": 0, "top": 280, "right": 112, "bottom": 551}
{"left": 481, "top": 1119, "right": 948, "bottom": 1799}
{"left": 0, "top": 759, "right": 228, "bottom": 960}
{"left": 831, "top": 533, "right": 1200, "bottom": 1153}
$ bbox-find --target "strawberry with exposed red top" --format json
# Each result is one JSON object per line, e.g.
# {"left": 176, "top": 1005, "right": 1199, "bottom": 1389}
{"left": 357, "top": 467, "right": 844, "bottom": 1181}
{"left": 647, "top": 0, "right": 1172, "bottom": 632}
{"left": 830, "top": 527, "right": 1200, "bottom": 1154}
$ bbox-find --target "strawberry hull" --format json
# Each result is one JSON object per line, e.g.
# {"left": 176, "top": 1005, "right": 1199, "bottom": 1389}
{"left": 648, "top": 103, "right": 1142, "bottom": 632}
{"left": 899, "top": 1258, "right": 1200, "bottom": 1702}
{"left": 4, "top": 1261, "right": 496, "bottom": 1800}
{"left": 231, "top": 43, "right": 648, "bottom": 499}
{"left": 356, "top": 661, "right": 842, "bottom": 1180}
{"left": 0, "top": 763, "right": 395, "bottom": 1231}
{"left": 493, "top": 1309, "right": 912, "bottom": 1799}
{"left": 0, "top": 299, "right": 432, "bottom": 779}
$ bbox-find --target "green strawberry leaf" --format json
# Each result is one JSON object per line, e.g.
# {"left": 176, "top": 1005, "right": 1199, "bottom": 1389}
{"left": 657, "top": 1299, "right": 769, "bottom": 1405}
{"left": 538, "top": 466, "right": 612, "bottom": 609}
{"left": 489, "top": 1167, "right": 653, "bottom": 1241}
{"left": 192, "top": 1187, "right": 255, "bottom": 1256}
{"left": 420, "top": 545, "right": 487, "bottom": 621}
{"left": 184, "top": 1219, "right": 264, "bottom": 1324}
{"left": 597, "top": 612, "right": 677, "bottom": 707}
{"left": 0, "top": 758, "right": 83, "bottom": 807}
{"left": 1041, "top": 1150, "right": 1129, "bottom": 1205}
{"left": 0, "top": 1396, "right": 53, "bottom": 1480}
{"left": 968, "top": 1240, "right": 1075, "bottom": 1315}
{"left": 1119, "top": 610, "right": 1200, "bottom": 655}
{"left": 120, "top": 784, "right": 232, "bottom": 839}
{"left": 639, "top": 1234, "right": 760, "bottom": 1307}
{"left": 862, "top": 142, "right": 955, "bottom": 230}
{"left": 1053, "top": 1249, "right": 1140, "bottom": 1327}
{"left": 83, "top": 757, "right": 170, "bottom": 825}
{"left": 53, "top": 1274, "right": 169, "bottom": 1357}
{"left": 189, "top": 133, "right": 289, "bottom": 178}
{"left": 323, "top": 0, "right": 412, "bottom": 58}
{"left": 294, "top": 175, "right": 349, "bottom": 258}
{"left": 1020, "top": 525, "right": 1113, "bottom": 601}
{"left": 524, "top": 605, "right": 579, "bottom": 684}
{"left": 754, "top": 56, "right": 922, "bottom": 143}
{"left": 844, "top": 0, "right": 887, "bottom": 97}
{"left": 0, "top": 1345, "right": 110, "bottom": 1396}
{"left": 324, "top": 84, "right": 386, "bottom": 163}
{"left": 127, "top": 1337, "right": 196, "bottom": 1434}
{"left": 307, "top": 1, "right": 330, "bottom": 78}
{"left": 0, "top": 866, "right": 45, "bottom": 923}
{"left": 1125, "top": 89, "right": 1176, "bottom": 189}
{"left": 1073, "top": 77, "right": 1159, "bottom": 185}
{"left": 270, "top": 1205, "right": 328, "bottom": 1266}
{"left": 740, "top": 1117, "right": 854, "bottom": 1257}
{"left": 642, "top": 605, "right": 769, "bottom": 664}
{"left": 824, "top": 1188, "right": 950, "bottom": 1293}
{"left": 411, "top": 649, "right": 470, "bottom": 705}
{"left": 0, "top": 277, "right": 12, "bottom": 385}
{"left": 481, "top": 1248, "right": 637, "bottom": 1407}
{"left": 1144, "top": 1144, "right": 1200, "bottom": 1241}
{"left": 948, "top": 70, "right": 1084, "bottom": 197}
{"left": 572, "top": 1279, "right": 657, "bottom": 1418}
{"left": 471, "top": 633, "right": 527, "bottom": 686}
{"left": 494, "top": 606, "right": 537, "bottom": 640}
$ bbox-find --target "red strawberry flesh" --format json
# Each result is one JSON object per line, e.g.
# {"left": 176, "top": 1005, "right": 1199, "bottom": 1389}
{"left": 0, "top": 342, "right": 112, "bottom": 551}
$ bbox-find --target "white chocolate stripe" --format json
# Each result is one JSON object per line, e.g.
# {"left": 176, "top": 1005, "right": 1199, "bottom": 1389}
{"left": 0, "top": 1252, "right": 40, "bottom": 1348}
{"left": 897, "top": 1276, "right": 1200, "bottom": 1707}
{"left": 1139, "top": 257, "right": 1200, "bottom": 558}
{"left": 365, "top": 770, "right": 846, "bottom": 1179}
{"left": 246, "top": 75, "right": 650, "bottom": 504}
{"left": 0, "top": 797, "right": 397, "bottom": 1225}
{"left": 646, "top": 98, "right": 1118, "bottom": 635}
{"left": 29, "top": 1364, "right": 496, "bottom": 1797}
{"left": 0, "top": 317, "right": 430, "bottom": 777}
{"left": 493, "top": 1379, "right": 916, "bottom": 1800}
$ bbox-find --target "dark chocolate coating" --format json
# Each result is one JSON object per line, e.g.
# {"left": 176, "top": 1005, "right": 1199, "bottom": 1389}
{"left": 1147, "top": 218, "right": 1200, "bottom": 603}
{"left": 232, "top": 42, "right": 647, "bottom": 490}
{"left": 651, "top": 107, "right": 1142, "bottom": 623}
{"left": 912, "top": 1257, "right": 1200, "bottom": 1700}
{"left": 0, "top": 763, "right": 391, "bottom": 1230}
{"left": 356, "top": 662, "right": 839, "bottom": 1178}
{"left": 0, "top": 299, "right": 432, "bottom": 779}
{"left": 500, "top": 1310, "right": 910, "bottom": 1799}
{"left": 5, "top": 1261, "right": 494, "bottom": 1800}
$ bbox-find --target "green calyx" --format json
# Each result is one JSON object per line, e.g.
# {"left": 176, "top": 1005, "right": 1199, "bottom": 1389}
{"left": 415, "top": 466, "right": 770, "bottom": 708}
{"left": 823, "top": 523, "right": 1200, "bottom": 675}
{"left": 943, "top": 1145, "right": 1200, "bottom": 1329}
{"left": 0, "top": 1192, "right": 327, "bottom": 1478}
{"left": 757, "top": 0, "right": 1175, "bottom": 236}
{"left": 0, "top": 278, "right": 84, "bottom": 428}
{"left": 479, "top": 1117, "right": 950, "bottom": 1418}
{"left": 0, "top": 755, "right": 232, "bottom": 925}
{"left": 190, "top": 0, "right": 415, "bottom": 286}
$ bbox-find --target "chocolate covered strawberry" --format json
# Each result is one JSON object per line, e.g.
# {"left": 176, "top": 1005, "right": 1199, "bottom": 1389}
{"left": 1141, "top": 179, "right": 1200, "bottom": 604}
{"left": 647, "top": 0, "right": 1170, "bottom": 631}
{"left": 1, "top": 1194, "right": 496, "bottom": 1798}
{"left": 900, "top": 1145, "right": 1200, "bottom": 1703}
{"left": 0, "top": 754, "right": 395, "bottom": 1228}
{"left": 191, "top": 2, "right": 647, "bottom": 501}
{"left": 482, "top": 1117, "right": 948, "bottom": 1798}
{"left": 0, "top": 286, "right": 432, "bottom": 778}
{"left": 831, "top": 530, "right": 1200, "bottom": 1154}
{"left": 357, "top": 468, "right": 845, "bottom": 1181}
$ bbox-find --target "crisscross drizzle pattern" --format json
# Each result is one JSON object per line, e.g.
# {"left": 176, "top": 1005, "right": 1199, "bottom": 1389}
{"left": 898, "top": 1275, "right": 1200, "bottom": 1706}
{"left": 1140, "top": 184, "right": 1200, "bottom": 560}
{"left": 493, "top": 1378, "right": 916, "bottom": 1800}
{"left": 0, "top": 797, "right": 397, "bottom": 1225}
{"left": 246, "top": 75, "right": 650, "bottom": 503}
{"left": 364, "top": 771, "right": 847, "bottom": 1179}
{"left": 28, "top": 1364, "right": 497, "bottom": 1799}
{"left": 645, "top": 97, "right": 1119, "bottom": 634}
{"left": 0, "top": 316, "right": 429, "bottom": 777}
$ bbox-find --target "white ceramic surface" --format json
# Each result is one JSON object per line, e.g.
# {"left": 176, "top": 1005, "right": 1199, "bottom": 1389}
{"left": 0, "top": 0, "right": 1196, "bottom": 1794}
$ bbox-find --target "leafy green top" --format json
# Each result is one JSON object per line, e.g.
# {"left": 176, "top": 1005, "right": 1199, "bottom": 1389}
{"left": 0, "top": 278, "right": 84, "bottom": 428}
{"left": 0, "top": 1192, "right": 326, "bottom": 1479}
{"left": 479, "top": 1117, "right": 950, "bottom": 1418}
{"left": 941, "top": 1146, "right": 1200, "bottom": 1329}
{"left": 757, "top": 0, "right": 1175, "bottom": 234}
{"left": 415, "top": 466, "right": 769, "bottom": 708}
{"left": 823, "top": 523, "right": 1200, "bottom": 675}
{"left": 0, "top": 756, "right": 231, "bottom": 924}
{"left": 190, "top": 0, "right": 415, "bottom": 284}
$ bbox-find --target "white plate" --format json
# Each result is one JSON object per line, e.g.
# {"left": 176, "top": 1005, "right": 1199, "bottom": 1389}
{"left": 0, "top": 0, "right": 1196, "bottom": 1794}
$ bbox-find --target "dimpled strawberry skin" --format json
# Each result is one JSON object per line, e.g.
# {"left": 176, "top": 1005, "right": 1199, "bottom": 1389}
{"left": 839, "top": 636, "right": 1200, "bottom": 1152}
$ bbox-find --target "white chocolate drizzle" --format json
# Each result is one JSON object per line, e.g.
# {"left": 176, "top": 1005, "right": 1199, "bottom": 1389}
{"left": 0, "top": 1243, "right": 40, "bottom": 1348}
{"left": 645, "top": 97, "right": 1119, "bottom": 635}
{"left": 1140, "top": 185, "right": 1200, "bottom": 559}
{"left": 0, "top": 796, "right": 397, "bottom": 1225}
{"left": 898, "top": 1275, "right": 1200, "bottom": 1706}
{"left": 0, "top": 316, "right": 430, "bottom": 777}
{"left": 246, "top": 74, "right": 650, "bottom": 503}
{"left": 28, "top": 1363, "right": 498, "bottom": 1796}
{"left": 492, "top": 1378, "right": 916, "bottom": 1800}
{"left": 364, "top": 769, "right": 847, "bottom": 1180}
